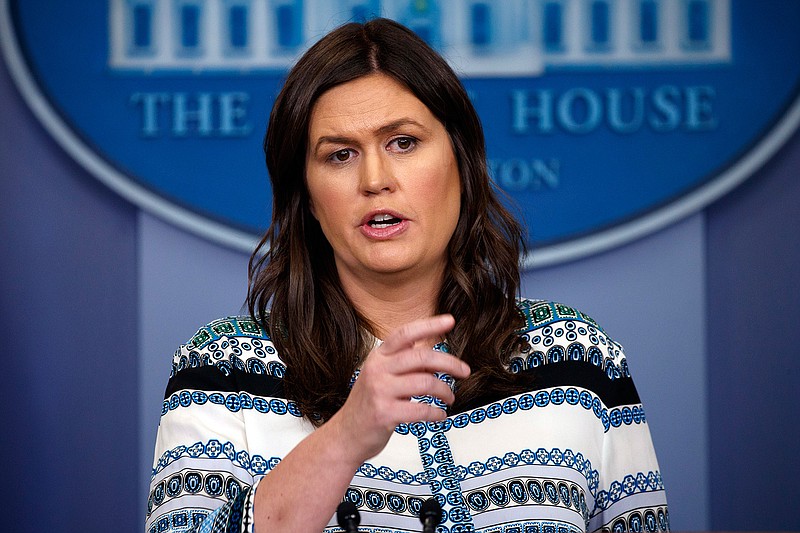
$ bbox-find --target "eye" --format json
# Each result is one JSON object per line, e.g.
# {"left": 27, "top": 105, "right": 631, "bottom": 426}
{"left": 389, "top": 136, "right": 417, "bottom": 152}
{"left": 329, "top": 149, "right": 354, "bottom": 163}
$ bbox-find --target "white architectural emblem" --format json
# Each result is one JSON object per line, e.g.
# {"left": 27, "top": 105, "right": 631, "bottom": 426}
{"left": 109, "top": 0, "right": 731, "bottom": 76}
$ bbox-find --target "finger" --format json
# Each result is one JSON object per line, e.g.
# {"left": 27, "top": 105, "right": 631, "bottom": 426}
{"left": 386, "top": 373, "right": 456, "bottom": 405}
{"left": 415, "top": 379, "right": 457, "bottom": 406}
{"left": 393, "top": 400, "right": 449, "bottom": 425}
{"left": 388, "top": 347, "right": 470, "bottom": 379}
{"left": 381, "top": 314, "right": 455, "bottom": 353}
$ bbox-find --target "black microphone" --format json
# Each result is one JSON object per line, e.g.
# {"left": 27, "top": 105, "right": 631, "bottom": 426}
{"left": 419, "top": 498, "right": 442, "bottom": 533}
{"left": 336, "top": 501, "right": 360, "bottom": 533}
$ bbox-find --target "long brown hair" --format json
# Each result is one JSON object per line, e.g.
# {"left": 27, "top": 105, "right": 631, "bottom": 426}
{"left": 248, "top": 18, "right": 528, "bottom": 424}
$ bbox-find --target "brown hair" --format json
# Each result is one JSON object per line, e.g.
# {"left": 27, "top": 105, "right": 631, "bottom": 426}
{"left": 248, "top": 18, "right": 528, "bottom": 424}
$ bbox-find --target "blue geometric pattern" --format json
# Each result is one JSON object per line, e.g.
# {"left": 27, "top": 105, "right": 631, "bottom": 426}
{"left": 397, "top": 388, "right": 646, "bottom": 435}
{"left": 595, "top": 471, "right": 666, "bottom": 511}
{"left": 162, "top": 391, "right": 302, "bottom": 417}
{"left": 461, "top": 448, "right": 598, "bottom": 489}
{"left": 172, "top": 317, "right": 276, "bottom": 378}
{"left": 194, "top": 486, "right": 251, "bottom": 533}
{"left": 516, "top": 300, "right": 600, "bottom": 333}
{"left": 512, "top": 300, "right": 628, "bottom": 381}
{"left": 607, "top": 506, "right": 670, "bottom": 532}
{"left": 147, "top": 470, "right": 248, "bottom": 522}
{"left": 394, "top": 367, "right": 476, "bottom": 531}
{"left": 148, "top": 509, "right": 210, "bottom": 533}
{"left": 152, "top": 439, "right": 281, "bottom": 478}
{"left": 188, "top": 317, "right": 267, "bottom": 349}
{"left": 463, "top": 478, "right": 589, "bottom": 519}
{"left": 417, "top": 420, "right": 475, "bottom": 532}
{"left": 508, "top": 343, "right": 629, "bottom": 382}
{"left": 346, "top": 444, "right": 664, "bottom": 529}
{"left": 172, "top": 351, "right": 286, "bottom": 379}
{"left": 479, "top": 521, "right": 584, "bottom": 533}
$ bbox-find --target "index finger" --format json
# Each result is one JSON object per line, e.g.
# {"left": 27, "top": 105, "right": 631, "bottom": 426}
{"left": 381, "top": 314, "right": 455, "bottom": 353}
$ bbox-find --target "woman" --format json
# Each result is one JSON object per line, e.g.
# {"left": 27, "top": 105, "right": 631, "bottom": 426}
{"left": 146, "top": 18, "right": 668, "bottom": 533}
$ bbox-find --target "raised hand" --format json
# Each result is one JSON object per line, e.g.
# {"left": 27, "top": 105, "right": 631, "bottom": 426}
{"left": 254, "top": 315, "right": 470, "bottom": 533}
{"left": 331, "top": 314, "right": 471, "bottom": 462}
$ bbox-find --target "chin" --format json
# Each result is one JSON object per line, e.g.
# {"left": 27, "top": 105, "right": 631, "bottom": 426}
{"left": 365, "top": 254, "right": 443, "bottom": 278}
{"left": 365, "top": 260, "right": 416, "bottom": 275}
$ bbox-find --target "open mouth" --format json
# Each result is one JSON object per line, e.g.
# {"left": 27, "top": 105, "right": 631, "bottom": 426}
{"left": 367, "top": 213, "right": 404, "bottom": 228}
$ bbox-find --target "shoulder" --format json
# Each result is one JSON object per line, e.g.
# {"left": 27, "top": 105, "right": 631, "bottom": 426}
{"left": 183, "top": 315, "right": 269, "bottom": 350}
{"left": 170, "top": 313, "right": 286, "bottom": 379}
{"left": 516, "top": 298, "right": 604, "bottom": 334}
{"left": 512, "top": 298, "right": 630, "bottom": 380}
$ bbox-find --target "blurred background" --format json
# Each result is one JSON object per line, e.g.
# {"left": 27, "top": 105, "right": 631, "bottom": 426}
{"left": 1, "top": 1, "right": 798, "bottom": 531}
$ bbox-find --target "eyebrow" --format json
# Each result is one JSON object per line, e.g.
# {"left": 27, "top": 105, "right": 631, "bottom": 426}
{"left": 311, "top": 118, "right": 431, "bottom": 155}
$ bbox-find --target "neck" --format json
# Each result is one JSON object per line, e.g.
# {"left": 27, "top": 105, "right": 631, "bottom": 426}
{"left": 337, "top": 266, "right": 445, "bottom": 340}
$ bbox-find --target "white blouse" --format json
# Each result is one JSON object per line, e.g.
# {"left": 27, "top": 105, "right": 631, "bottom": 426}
{"left": 146, "top": 299, "right": 669, "bottom": 533}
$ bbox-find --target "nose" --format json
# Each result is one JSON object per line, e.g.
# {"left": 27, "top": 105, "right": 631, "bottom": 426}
{"left": 359, "top": 151, "right": 396, "bottom": 195}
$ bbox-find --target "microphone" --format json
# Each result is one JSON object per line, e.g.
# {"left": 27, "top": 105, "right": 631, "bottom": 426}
{"left": 419, "top": 498, "right": 442, "bottom": 533}
{"left": 336, "top": 501, "right": 360, "bottom": 533}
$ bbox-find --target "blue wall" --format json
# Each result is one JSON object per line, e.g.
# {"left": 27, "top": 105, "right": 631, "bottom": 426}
{"left": 0, "top": 57, "right": 139, "bottom": 530}
{"left": 2, "top": 41, "right": 799, "bottom": 533}
{"left": 706, "top": 127, "right": 800, "bottom": 528}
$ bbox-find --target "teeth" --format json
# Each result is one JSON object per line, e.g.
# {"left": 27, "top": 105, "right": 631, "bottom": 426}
{"left": 369, "top": 213, "right": 400, "bottom": 228}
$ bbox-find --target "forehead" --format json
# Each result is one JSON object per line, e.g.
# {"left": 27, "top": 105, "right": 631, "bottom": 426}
{"left": 308, "top": 74, "right": 439, "bottom": 136}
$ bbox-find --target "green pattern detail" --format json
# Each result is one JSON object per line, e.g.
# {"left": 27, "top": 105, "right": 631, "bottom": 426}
{"left": 212, "top": 321, "right": 236, "bottom": 336}
{"left": 190, "top": 329, "right": 211, "bottom": 348}
{"left": 239, "top": 319, "right": 261, "bottom": 335}
{"left": 555, "top": 303, "right": 577, "bottom": 318}
{"left": 517, "top": 299, "right": 602, "bottom": 333}
{"left": 532, "top": 303, "right": 553, "bottom": 323}
{"left": 188, "top": 316, "right": 268, "bottom": 349}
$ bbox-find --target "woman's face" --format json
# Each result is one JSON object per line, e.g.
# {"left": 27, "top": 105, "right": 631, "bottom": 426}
{"left": 305, "top": 73, "right": 461, "bottom": 285}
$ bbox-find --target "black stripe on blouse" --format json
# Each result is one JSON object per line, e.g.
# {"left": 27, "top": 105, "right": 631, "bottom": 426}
{"left": 165, "top": 365, "right": 285, "bottom": 399}
{"left": 450, "top": 360, "right": 641, "bottom": 414}
{"left": 165, "top": 360, "right": 640, "bottom": 412}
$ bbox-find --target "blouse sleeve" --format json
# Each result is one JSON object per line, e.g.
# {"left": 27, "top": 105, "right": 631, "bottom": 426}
{"left": 145, "top": 318, "right": 267, "bottom": 533}
{"left": 586, "top": 333, "right": 670, "bottom": 532}
{"left": 516, "top": 299, "right": 669, "bottom": 532}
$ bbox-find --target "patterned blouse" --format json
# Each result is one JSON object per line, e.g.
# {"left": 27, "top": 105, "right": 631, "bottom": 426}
{"left": 146, "top": 299, "right": 669, "bottom": 533}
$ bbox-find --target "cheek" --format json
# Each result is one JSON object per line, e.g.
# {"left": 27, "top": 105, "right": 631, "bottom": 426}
{"left": 416, "top": 149, "right": 460, "bottom": 197}
{"left": 306, "top": 173, "right": 337, "bottom": 223}
{"left": 307, "top": 185, "right": 348, "bottom": 233}
{"left": 421, "top": 167, "right": 461, "bottom": 240}
{"left": 438, "top": 161, "right": 462, "bottom": 217}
